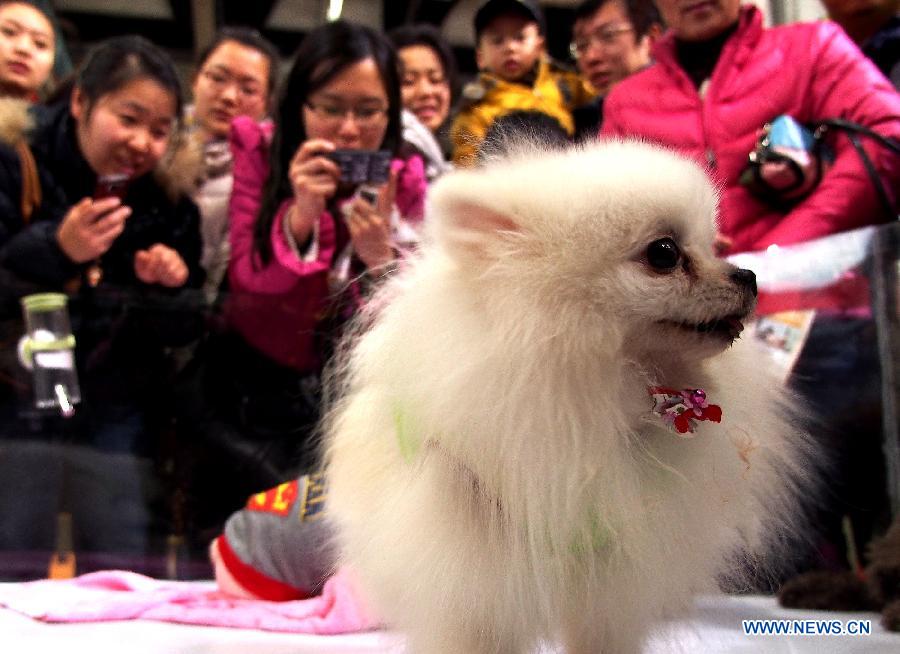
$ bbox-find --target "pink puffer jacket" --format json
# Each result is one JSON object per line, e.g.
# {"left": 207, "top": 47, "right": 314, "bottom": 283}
{"left": 226, "top": 116, "right": 426, "bottom": 372}
{"left": 601, "top": 6, "right": 900, "bottom": 255}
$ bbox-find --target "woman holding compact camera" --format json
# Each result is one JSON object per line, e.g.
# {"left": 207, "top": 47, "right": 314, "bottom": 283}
{"left": 178, "top": 20, "right": 426, "bottom": 538}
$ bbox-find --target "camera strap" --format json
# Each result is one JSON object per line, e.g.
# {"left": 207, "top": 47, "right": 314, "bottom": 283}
{"left": 814, "top": 119, "right": 900, "bottom": 221}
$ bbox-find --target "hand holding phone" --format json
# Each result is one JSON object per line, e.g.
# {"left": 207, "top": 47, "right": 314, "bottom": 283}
{"left": 56, "top": 196, "right": 132, "bottom": 264}
{"left": 93, "top": 174, "right": 131, "bottom": 201}
{"left": 343, "top": 167, "right": 398, "bottom": 270}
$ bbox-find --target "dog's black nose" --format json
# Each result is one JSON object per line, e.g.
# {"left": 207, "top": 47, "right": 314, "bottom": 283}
{"left": 730, "top": 268, "right": 757, "bottom": 297}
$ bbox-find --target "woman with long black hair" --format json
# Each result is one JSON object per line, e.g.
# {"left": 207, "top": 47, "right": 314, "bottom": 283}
{"left": 180, "top": 21, "right": 425, "bottom": 537}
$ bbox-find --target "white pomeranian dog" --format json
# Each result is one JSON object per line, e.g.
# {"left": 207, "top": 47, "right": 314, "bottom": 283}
{"left": 324, "top": 140, "right": 813, "bottom": 653}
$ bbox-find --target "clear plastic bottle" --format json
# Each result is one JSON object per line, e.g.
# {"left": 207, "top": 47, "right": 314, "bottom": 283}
{"left": 19, "top": 293, "right": 80, "bottom": 417}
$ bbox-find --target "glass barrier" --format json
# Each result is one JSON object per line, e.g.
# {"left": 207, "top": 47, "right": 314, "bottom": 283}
{"left": 730, "top": 222, "right": 898, "bottom": 571}
{"left": 0, "top": 223, "right": 896, "bottom": 582}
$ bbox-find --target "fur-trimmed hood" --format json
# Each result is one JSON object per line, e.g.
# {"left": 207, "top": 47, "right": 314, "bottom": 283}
{"left": 0, "top": 97, "right": 33, "bottom": 147}
{"left": 155, "top": 128, "right": 205, "bottom": 201}
{"left": 0, "top": 96, "right": 204, "bottom": 202}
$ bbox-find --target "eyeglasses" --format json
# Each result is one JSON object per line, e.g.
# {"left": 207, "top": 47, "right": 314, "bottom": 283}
{"left": 305, "top": 100, "right": 389, "bottom": 128}
{"left": 200, "top": 69, "right": 265, "bottom": 101}
{"left": 569, "top": 24, "right": 635, "bottom": 59}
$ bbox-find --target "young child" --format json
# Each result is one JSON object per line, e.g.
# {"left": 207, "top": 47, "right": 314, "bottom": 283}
{"left": 450, "top": 0, "right": 593, "bottom": 165}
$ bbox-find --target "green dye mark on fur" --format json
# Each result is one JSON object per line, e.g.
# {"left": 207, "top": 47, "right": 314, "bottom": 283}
{"left": 568, "top": 510, "right": 613, "bottom": 558}
{"left": 393, "top": 404, "right": 421, "bottom": 463}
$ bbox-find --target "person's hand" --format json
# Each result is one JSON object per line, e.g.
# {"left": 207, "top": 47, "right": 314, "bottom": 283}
{"left": 55, "top": 197, "right": 132, "bottom": 263}
{"left": 346, "top": 171, "right": 397, "bottom": 270}
{"left": 286, "top": 139, "right": 340, "bottom": 244}
{"left": 134, "top": 243, "right": 189, "bottom": 287}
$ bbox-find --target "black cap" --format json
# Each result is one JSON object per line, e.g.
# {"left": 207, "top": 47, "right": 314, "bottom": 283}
{"left": 474, "top": 0, "right": 545, "bottom": 38}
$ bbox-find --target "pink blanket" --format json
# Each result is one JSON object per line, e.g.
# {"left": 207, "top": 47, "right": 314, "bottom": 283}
{"left": 0, "top": 568, "right": 378, "bottom": 634}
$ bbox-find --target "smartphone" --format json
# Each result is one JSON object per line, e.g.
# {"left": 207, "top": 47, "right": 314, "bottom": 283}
{"left": 357, "top": 185, "right": 379, "bottom": 205}
{"left": 93, "top": 173, "right": 130, "bottom": 201}
{"left": 327, "top": 150, "right": 392, "bottom": 186}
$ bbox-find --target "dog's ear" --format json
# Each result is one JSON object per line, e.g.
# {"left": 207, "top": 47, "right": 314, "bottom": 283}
{"left": 433, "top": 198, "right": 522, "bottom": 265}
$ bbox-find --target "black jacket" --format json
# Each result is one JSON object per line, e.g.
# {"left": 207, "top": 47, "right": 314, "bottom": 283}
{"left": 0, "top": 101, "right": 202, "bottom": 290}
{"left": 0, "top": 100, "right": 204, "bottom": 417}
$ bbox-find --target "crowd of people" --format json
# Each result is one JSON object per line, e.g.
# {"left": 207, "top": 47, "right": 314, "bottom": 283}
{"left": 0, "top": 0, "right": 897, "bottom": 589}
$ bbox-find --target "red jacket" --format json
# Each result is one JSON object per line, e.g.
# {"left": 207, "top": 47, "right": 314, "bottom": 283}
{"left": 601, "top": 6, "right": 900, "bottom": 255}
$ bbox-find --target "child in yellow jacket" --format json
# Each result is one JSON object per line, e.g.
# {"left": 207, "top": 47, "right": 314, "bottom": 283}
{"left": 450, "top": 0, "right": 594, "bottom": 165}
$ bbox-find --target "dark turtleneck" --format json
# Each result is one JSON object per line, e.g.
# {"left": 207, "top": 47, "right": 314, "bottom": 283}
{"left": 675, "top": 21, "right": 740, "bottom": 89}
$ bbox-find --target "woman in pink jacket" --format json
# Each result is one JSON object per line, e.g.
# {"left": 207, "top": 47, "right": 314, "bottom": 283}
{"left": 601, "top": 1, "right": 900, "bottom": 255}
{"left": 179, "top": 22, "right": 426, "bottom": 527}
{"left": 228, "top": 20, "right": 425, "bottom": 374}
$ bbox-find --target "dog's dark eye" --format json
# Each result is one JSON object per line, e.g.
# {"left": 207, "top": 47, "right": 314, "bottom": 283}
{"left": 646, "top": 238, "right": 682, "bottom": 271}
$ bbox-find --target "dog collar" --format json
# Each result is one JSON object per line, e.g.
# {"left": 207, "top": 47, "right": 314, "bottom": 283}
{"left": 649, "top": 386, "right": 722, "bottom": 437}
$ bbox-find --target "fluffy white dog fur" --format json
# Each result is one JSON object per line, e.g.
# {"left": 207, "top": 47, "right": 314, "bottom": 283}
{"left": 324, "top": 140, "right": 813, "bottom": 653}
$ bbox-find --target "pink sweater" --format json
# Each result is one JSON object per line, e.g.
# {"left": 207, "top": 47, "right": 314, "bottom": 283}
{"left": 226, "top": 117, "right": 426, "bottom": 371}
{"left": 601, "top": 6, "right": 900, "bottom": 255}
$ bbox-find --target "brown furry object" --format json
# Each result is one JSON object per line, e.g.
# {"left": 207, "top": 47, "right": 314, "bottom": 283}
{"left": 0, "top": 97, "right": 34, "bottom": 146}
{"left": 779, "top": 570, "right": 880, "bottom": 611}
{"left": 779, "top": 520, "right": 900, "bottom": 630}
{"left": 883, "top": 601, "right": 900, "bottom": 631}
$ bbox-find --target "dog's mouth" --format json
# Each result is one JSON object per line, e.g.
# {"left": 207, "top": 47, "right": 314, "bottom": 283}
{"left": 661, "top": 315, "right": 746, "bottom": 340}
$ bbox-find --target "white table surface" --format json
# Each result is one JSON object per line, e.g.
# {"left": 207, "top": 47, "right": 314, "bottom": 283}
{"left": 1, "top": 590, "right": 896, "bottom": 653}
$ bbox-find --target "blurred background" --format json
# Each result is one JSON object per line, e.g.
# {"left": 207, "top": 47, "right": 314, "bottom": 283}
{"left": 0, "top": 0, "right": 893, "bottom": 588}
{"left": 48, "top": 0, "right": 830, "bottom": 80}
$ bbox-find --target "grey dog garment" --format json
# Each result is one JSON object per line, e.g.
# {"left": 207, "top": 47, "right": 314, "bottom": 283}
{"left": 216, "top": 473, "right": 336, "bottom": 599}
